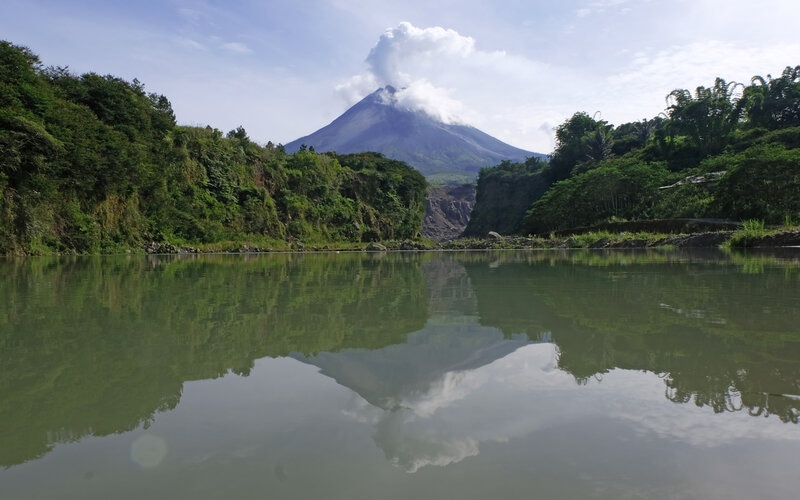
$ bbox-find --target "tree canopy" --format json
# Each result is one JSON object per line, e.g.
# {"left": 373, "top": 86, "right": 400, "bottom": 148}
{"left": 0, "top": 41, "right": 427, "bottom": 254}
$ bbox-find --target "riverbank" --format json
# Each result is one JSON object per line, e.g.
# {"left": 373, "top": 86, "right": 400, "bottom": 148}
{"left": 139, "top": 227, "right": 800, "bottom": 254}
{"left": 430, "top": 230, "right": 800, "bottom": 251}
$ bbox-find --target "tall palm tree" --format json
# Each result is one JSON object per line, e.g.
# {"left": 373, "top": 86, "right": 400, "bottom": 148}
{"left": 665, "top": 77, "right": 744, "bottom": 157}
{"left": 584, "top": 126, "right": 614, "bottom": 163}
{"left": 742, "top": 65, "right": 800, "bottom": 129}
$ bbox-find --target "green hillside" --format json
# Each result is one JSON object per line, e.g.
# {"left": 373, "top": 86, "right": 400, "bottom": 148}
{"left": 0, "top": 41, "right": 426, "bottom": 255}
{"left": 467, "top": 67, "right": 800, "bottom": 236}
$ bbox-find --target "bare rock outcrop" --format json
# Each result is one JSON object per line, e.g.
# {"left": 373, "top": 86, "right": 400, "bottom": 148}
{"left": 422, "top": 185, "right": 476, "bottom": 242}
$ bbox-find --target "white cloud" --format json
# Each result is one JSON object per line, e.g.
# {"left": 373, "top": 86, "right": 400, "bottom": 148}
{"left": 603, "top": 40, "right": 800, "bottom": 122}
{"left": 174, "top": 37, "right": 205, "bottom": 51}
{"left": 365, "top": 22, "right": 476, "bottom": 88}
{"left": 393, "top": 81, "right": 473, "bottom": 125}
{"left": 574, "top": 0, "right": 634, "bottom": 18}
{"left": 221, "top": 41, "right": 252, "bottom": 54}
{"left": 335, "top": 22, "right": 482, "bottom": 125}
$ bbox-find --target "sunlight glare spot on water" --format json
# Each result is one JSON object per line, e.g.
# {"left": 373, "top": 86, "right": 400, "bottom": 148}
{"left": 130, "top": 433, "right": 169, "bottom": 469}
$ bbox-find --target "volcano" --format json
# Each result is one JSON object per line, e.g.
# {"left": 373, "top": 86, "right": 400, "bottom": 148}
{"left": 284, "top": 86, "right": 543, "bottom": 181}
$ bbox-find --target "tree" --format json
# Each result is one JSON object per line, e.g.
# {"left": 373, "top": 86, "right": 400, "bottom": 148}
{"left": 665, "top": 77, "right": 744, "bottom": 158}
{"left": 710, "top": 142, "right": 800, "bottom": 223}
{"left": 546, "top": 112, "right": 609, "bottom": 181}
{"left": 523, "top": 157, "right": 670, "bottom": 233}
{"left": 612, "top": 117, "right": 664, "bottom": 156}
{"left": 583, "top": 125, "right": 615, "bottom": 163}
{"left": 0, "top": 41, "right": 43, "bottom": 111}
{"left": 742, "top": 65, "right": 800, "bottom": 130}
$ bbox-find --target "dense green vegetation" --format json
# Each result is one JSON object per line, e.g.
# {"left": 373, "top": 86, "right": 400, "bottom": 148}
{"left": 0, "top": 41, "right": 426, "bottom": 255}
{"left": 470, "top": 66, "right": 800, "bottom": 236}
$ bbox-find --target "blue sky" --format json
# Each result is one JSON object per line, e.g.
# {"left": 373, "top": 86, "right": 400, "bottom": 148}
{"left": 3, "top": 0, "right": 799, "bottom": 153}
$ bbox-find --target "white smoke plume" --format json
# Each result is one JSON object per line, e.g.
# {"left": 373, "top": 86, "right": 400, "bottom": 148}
{"left": 337, "top": 21, "right": 578, "bottom": 143}
{"left": 338, "top": 22, "right": 481, "bottom": 125}
{"left": 393, "top": 80, "right": 467, "bottom": 124}
{"left": 366, "top": 22, "right": 475, "bottom": 88}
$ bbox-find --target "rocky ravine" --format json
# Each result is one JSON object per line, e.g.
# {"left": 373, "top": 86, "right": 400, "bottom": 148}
{"left": 422, "top": 185, "right": 476, "bottom": 242}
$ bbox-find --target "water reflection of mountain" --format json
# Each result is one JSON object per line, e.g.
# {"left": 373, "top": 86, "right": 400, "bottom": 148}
{"left": 294, "top": 326, "right": 532, "bottom": 407}
{"left": 292, "top": 256, "right": 536, "bottom": 411}
{"left": 292, "top": 256, "right": 540, "bottom": 471}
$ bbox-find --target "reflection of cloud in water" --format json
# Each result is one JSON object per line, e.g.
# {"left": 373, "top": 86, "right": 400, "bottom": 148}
{"left": 342, "top": 343, "right": 800, "bottom": 473}
{"left": 360, "top": 343, "right": 571, "bottom": 472}
{"left": 399, "top": 371, "right": 470, "bottom": 418}
{"left": 375, "top": 410, "right": 480, "bottom": 473}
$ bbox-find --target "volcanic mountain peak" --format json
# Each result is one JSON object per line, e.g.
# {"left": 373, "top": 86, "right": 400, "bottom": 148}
{"left": 285, "top": 87, "right": 544, "bottom": 181}
{"left": 372, "top": 84, "right": 399, "bottom": 103}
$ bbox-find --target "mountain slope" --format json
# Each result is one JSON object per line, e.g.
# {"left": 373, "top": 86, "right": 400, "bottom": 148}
{"left": 285, "top": 87, "right": 543, "bottom": 180}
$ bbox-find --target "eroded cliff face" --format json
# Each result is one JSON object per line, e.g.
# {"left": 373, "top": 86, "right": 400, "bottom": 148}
{"left": 422, "top": 185, "right": 476, "bottom": 242}
{"left": 462, "top": 171, "right": 549, "bottom": 237}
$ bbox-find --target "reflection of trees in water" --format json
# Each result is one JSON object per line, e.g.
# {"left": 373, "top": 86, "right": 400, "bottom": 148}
{"left": 664, "top": 361, "right": 800, "bottom": 423}
{"left": 559, "top": 324, "right": 800, "bottom": 423}
{"left": 0, "top": 254, "right": 429, "bottom": 467}
{"left": 462, "top": 252, "right": 800, "bottom": 423}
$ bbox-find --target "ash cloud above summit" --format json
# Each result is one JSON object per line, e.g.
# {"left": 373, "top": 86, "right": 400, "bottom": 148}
{"left": 337, "top": 23, "right": 491, "bottom": 126}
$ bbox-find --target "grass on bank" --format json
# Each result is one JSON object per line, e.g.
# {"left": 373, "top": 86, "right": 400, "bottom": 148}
{"left": 435, "top": 231, "right": 673, "bottom": 250}
{"left": 724, "top": 219, "right": 772, "bottom": 248}
{"left": 184, "top": 220, "right": 800, "bottom": 253}
{"left": 722, "top": 219, "right": 800, "bottom": 248}
{"left": 564, "top": 230, "right": 666, "bottom": 248}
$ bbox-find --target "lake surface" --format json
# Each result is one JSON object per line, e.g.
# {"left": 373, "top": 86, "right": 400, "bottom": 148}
{"left": 1, "top": 249, "right": 799, "bottom": 499}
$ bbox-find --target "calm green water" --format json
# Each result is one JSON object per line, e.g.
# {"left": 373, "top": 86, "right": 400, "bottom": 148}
{"left": 1, "top": 249, "right": 799, "bottom": 499}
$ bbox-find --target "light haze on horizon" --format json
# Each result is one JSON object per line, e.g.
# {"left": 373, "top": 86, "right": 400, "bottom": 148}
{"left": 2, "top": 0, "right": 799, "bottom": 154}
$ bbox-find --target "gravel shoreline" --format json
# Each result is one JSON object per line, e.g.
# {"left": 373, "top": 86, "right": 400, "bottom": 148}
{"left": 141, "top": 229, "right": 800, "bottom": 254}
